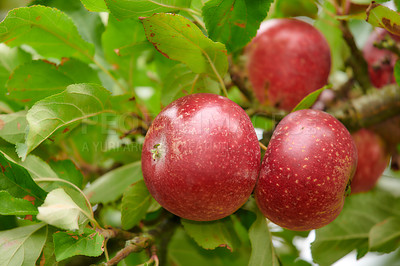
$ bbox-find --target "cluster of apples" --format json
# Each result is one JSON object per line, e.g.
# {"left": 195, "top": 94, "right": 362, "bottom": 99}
{"left": 141, "top": 19, "right": 391, "bottom": 231}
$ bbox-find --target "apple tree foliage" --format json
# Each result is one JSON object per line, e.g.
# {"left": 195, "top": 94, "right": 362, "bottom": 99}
{"left": 0, "top": 0, "right": 399, "bottom": 265}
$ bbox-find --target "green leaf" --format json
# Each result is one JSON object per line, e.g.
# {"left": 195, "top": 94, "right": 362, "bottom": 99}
{"left": 6, "top": 59, "right": 101, "bottom": 107}
{"left": 0, "top": 223, "right": 47, "bottom": 266}
{"left": 314, "top": 1, "right": 347, "bottom": 72}
{"left": 0, "top": 190, "right": 38, "bottom": 216}
{"left": 104, "top": 143, "right": 143, "bottom": 164}
{"left": 36, "top": 225, "right": 57, "bottom": 266}
{"left": 141, "top": 13, "right": 228, "bottom": 79}
{"left": 57, "top": 58, "right": 101, "bottom": 84}
{"left": 49, "top": 160, "right": 84, "bottom": 189}
{"left": 0, "top": 215, "right": 18, "bottom": 231}
{"left": 21, "top": 154, "right": 58, "bottom": 180}
{"left": 251, "top": 115, "right": 274, "bottom": 131}
{"left": 63, "top": 122, "right": 107, "bottom": 165}
{"left": 369, "top": 217, "right": 400, "bottom": 253}
{"left": 80, "top": 0, "right": 109, "bottom": 12}
{"left": 0, "top": 110, "right": 28, "bottom": 144}
{"left": 168, "top": 228, "right": 250, "bottom": 266}
{"left": 84, "top": 161, "right": 143, "bottom": 204}
{"left": 291, "top": 85, "right": 329, "bottom": 112}
{"left": 121, "top": 179, "right": 153, "bottom": 230}
{"left": 181, "top": 217, "right": 241, "bottom": 251}
{"left": 18, "top": 83, "right": 111, "bottom": 160}
{"left": 0, "top": 152, "right": 47, "bottom": 206}
{"left": 162, "top": 64, "right": 219, "bottom": 106}
{"left": 37, "top": 188, "right": 83, "bottom": 231}
{"left": 366, "top": 2, "right": 400, "bottom": 37}
{"left": 105, "top": 0, "right": 191, "bottom": 20}
{"left": 102, "top": 15, "right": 150, "bottom": 84}
{"left": 311, "top": 190, "right": 400, "bottom": 265}
{"left": 53, "top": 228, "right": 104, "bottom": 261}
{"left": 7, "top": 60, "right": 73, "bottom": 106}
{"left": 272, "top": 0, "right": 318, "bottom": 18}
{"left": 0, "top": 44, "right": 31, "bottom": 90}
{"left": 41, "top": 0, "right": 106, "bottom": 54}
{"left": 0, "top": 6, "right": 94, "bottom": 62}
{"left": 203, "top": 0, "right": 272, "bottom": 53}
{"left": 247, "top": 200, "right": 279, "bottom": 266}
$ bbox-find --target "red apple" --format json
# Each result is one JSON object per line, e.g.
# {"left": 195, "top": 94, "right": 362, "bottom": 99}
{"left": 245, "top": 18, "right": 331, "bottom": 110}
{"left": 141, "top": 93, "right": 260, "bottom": 221}
{"left": 350, "top": 129, "right": 390, "bottom": 194}
{"left": 363, "top": 28, "right": 398, "bottom": 88}
{"left": 255, "top": 109, "right": 357, "bottom": 231}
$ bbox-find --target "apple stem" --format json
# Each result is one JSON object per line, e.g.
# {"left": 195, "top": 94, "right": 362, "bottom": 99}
{"left": 259, "top": 142, "right": 268, "bottom": 151}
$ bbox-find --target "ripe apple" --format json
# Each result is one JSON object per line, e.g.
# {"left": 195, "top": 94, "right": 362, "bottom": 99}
{"left": 141, "top": 93, "right": 261, "bottom": 221}
{"left": 350, "top": 129, "right": 390, "bottom": 194}
{"left": 363, "top": 28, "right": 398, "bottom": 88}
{"left": 255, "top": 109, "right": 357, "bottom": 231}
{"left": 245, "top": 18, "right": 331, "bottom": 110}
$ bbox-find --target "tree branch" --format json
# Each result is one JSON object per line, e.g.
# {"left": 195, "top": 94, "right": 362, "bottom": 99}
{"left": 329, "top": 84, "right": 400, "bottom": 131}
{"left": 340, "top": 20, "right": 373, "bottom": 92}
{"left": 101, "top": 215, "right": 180, "bottom": 266}
{"left": 105, "top": 235, "right": 154, "bottom": 266}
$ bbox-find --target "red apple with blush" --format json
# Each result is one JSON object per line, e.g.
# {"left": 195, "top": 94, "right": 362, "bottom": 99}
{"left": 245, "top": 18, "right": 331, "bottom": 110}
{"left": 255, "top": 109, "right": 357, "bottom": 231}
{"left": 350, "top": 129, "right": 390, "bottom": 194}
{"left": 141, "top": 93, "right": 260, "bottom": 221}
{"left": 363, "top": 28, "right": 399, "bottom": 88}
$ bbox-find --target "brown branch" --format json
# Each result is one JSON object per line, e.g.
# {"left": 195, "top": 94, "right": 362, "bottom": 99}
{"left": 329, "top": 84, "right": 400, "bottom": 131}
{"left": 228, "top": 64, "right": 253, "bottom": 102}
{"left": 101, "top": 215, "right": 180, "bottom": 266}
{"left": 98, "top": 227, "right": 137, "bottom": 241}
{"left": 340, "top": 20, "right": 373, "bottom": 92}
{"left": 105, "top": 235, "right": 154, "bottom": 266}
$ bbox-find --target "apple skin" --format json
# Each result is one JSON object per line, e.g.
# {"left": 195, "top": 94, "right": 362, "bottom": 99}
{"left": 141, "top": 93, "right": 261, "bottom": 221}
{"left": 255, "top": 109, "right": 357, "bottom": 231}
{"left": 363, "top": 28, "right": 398, "bottom": 88}
{"left": 350, "top": 129, "right": 390, "bottom": 194}
{"left": 245, "top": 18, "right": 331, "bottom": 111}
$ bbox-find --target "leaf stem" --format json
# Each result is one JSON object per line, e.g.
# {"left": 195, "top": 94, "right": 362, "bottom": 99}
{"left": 203, "top": 52, "right": 228, "bottom": 97}
{"left": 104, "top": 238, "right": 110, "bottom": 262}
{"left": 189, "top": 14, "right": 206, "bottom": 31}
{"left": 145, "top": 1, "right": 202, "bottom": 17}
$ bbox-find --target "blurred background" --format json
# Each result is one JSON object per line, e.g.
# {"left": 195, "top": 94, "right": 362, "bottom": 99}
{"left": 1, "top": 0, "right": 400, "bottom": 265}
{"left": 0, "top": 0, "right": 28, "bottom": 21}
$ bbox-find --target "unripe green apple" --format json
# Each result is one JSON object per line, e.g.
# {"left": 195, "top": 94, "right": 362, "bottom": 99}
{"left": 255, "top": 109, "right": 357, "bottom": 231}
{"left": 245, "top": 18, "right": 331, "bottom": 110}
{"left": 350, "top": 129, "right": 390, "bottom": 194}
{"left": 141, "top": 93, "right": 261, "bottom": 221}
